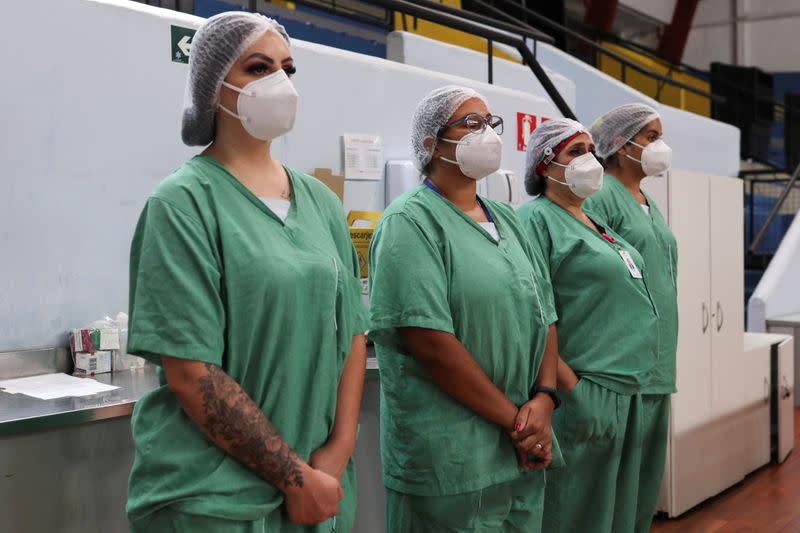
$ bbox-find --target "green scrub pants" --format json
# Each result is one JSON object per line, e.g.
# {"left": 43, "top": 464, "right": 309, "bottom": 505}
{"left": 129, "top": 464, "right": 356, "bottom": 533}
{"left": 385, "top": 470, "right": 545, "bottom": 532}
{"left": 635, "top": 394, "right": 670, "bottom": 533}
{"left": 543, "top": 379, "right": 643, "bottom": 533}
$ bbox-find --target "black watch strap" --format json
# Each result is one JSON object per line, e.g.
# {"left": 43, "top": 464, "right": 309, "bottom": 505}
{"left": 533, "top": 386, "right": 561, "bottom": 410}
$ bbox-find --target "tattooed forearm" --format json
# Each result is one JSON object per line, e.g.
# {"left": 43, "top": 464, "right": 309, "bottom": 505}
{"left": 197, "top": 363, "right": 304, "bottom": 488}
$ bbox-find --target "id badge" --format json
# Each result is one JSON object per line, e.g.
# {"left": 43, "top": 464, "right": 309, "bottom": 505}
{"left": 618, "top": 249, "right": 643, "bottom": 279}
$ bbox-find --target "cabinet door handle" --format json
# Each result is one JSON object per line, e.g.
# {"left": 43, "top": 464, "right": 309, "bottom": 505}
{"left": 782, "top": 376, "right": 793, "bottom": 400}
{"left": 702, "top": 302, "right": 709, "bottom": 333}
{"left": 764, "top": 377, "right": 770, "bottom": 404}
{"left": 716, "top": 301, "right": 724, "bottom": 332}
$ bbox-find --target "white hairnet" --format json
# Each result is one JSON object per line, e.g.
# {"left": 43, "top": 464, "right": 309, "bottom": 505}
{"left": 182, "top": 12, "right": 290, "bottom": 146}
{"left": 410, "top": 86, "right": 488, "bottom": 171}
{"left": 524, "top": 118, "right": 588, "bottom": 195}
{"left": 589, "top": 103, "right": 661, "bottom": 159}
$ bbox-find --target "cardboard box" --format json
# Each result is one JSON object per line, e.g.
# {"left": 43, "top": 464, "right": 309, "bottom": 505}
{"left": 312, "top": 167, "right": 344, "bottom": 202}
{"left": 74, "top": 351, "right": 112, "bottom": 376}
{"left": 347, "top": 211, "right": 382, "bottom": 278}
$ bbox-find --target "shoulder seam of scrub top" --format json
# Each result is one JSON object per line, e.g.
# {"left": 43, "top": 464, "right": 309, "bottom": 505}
{"left": 148, "top": 195, "right": 207, "bottom": 230}
{"left": 388, "top": 185, "right": 427, "bottom": 215}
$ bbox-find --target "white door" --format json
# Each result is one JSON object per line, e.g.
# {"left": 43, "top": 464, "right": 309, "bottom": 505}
{"left": 708, "top": 175, "right": 745, "bottom": 417}
{"left": 742, "top": 340, "right": 771, "bottom": 474}
{"left": 668, "top": 171, "right": 713, "bottom": 434}
{"left": 777, "top": 336, "right": 795, "bottom": 462}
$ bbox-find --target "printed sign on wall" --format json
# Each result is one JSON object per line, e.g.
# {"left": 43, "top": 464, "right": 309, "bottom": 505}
{"left": 517, "top": 112, "right": 551, "bottom": 152}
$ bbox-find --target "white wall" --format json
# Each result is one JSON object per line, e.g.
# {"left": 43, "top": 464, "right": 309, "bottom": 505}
{"left": 0, "top": 0, "right": 559, "bottom": 351}
{"left": 685, "top": 0, "right": 800, "bottom": 72}
{"left": 748, "top": 214, "right": 800, "bottom": 331}
{"left": 388, "top": 32, "right": 741, "bottom": 178}
{"left": 386, "top": 32, "right": 577, "bottom": 113}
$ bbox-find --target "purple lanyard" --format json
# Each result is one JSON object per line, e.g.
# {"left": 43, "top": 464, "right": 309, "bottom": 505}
{"left": 424, "top": 179, "right": 494, "bottom": 223}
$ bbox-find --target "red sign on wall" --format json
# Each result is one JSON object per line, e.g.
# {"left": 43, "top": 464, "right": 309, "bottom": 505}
{"left": 516, "top": 112, "right": 551, "bottom": 152}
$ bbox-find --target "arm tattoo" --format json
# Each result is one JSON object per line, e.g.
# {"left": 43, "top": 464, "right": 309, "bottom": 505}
{"left": 198, "top": 363, "right": 304, "bottom": 488}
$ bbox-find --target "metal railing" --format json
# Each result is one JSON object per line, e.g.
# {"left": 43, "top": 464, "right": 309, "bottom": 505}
{"left": 745, "top": 162, "right": 800, "bottom": 255}
{"left": 338, "top": 0, "right": 576, "bottom": 119}
{"left": 463, "top": 0, "right": 724, "bottom": 104}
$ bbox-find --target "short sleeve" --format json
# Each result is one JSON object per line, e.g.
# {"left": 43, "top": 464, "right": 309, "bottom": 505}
{"left": 368, "top": 213, "right": 454, "bottom": 353}
{"left": 527, "top": 242, "right": 558, "bottom": 326}
{"left": 127, "top": 198, "right": 224, "bottom": 366}
{"left": 517, "top": 209, "right": 560, "bottom": 324}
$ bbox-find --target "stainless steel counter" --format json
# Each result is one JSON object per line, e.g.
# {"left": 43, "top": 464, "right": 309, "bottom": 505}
{"left": 0, "top": 366, "right": 159, "bottom": 437}
{"left": 1, "top": 354, "right": 379, "bottom": 437}
{"left": 0, "top": 348, "right": 383, "bottom": 533}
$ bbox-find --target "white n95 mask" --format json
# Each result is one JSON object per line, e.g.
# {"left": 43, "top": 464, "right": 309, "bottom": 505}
{"left": 628, "top": 139, "right": 672, "bottom": 176}
{"left": 439, "top": 128, "right": 503, "bottom": 180}
{"left": 547, "top": 152, "right": 604, "bottom": 198}
{"left": 219, "top": 69, "right": 298, "bottom": 141}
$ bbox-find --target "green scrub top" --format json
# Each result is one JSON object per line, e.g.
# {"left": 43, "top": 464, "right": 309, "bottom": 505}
{"left": 126, "top": 156, "right": 368, "bottom": 522}
{"left": 368, "top": 184, "right": 558, "bottom": 497}
{"left": 584, "top": 174, "right": 678, "bottom": 393}
{"left": 517, "top": 196, "right": 658, "bottom": 395}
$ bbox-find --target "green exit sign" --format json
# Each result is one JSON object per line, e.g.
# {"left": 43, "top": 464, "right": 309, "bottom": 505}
{"left": 171, "top": 25, "right": 196, "bottom": 64}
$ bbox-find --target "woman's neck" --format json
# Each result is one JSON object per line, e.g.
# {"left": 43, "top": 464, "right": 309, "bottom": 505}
{"left": 608, "top": 165, "right": 647, "bottom": 203}
{"left": 203, "top": 128, "right": 274, "bottom": 171}
{"left": 203, "top": 128, "right": 289, "bottom": 198}
{"left": 428, "top": 172, "right": 478, "bottom": 212}
{"left": 545, "top": 187, "right": 584, "bottom": 218}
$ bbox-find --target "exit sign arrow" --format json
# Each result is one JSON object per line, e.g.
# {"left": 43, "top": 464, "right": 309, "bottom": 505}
{"left": 170, "top": 25, "right": 197, "bottom": 64}
{"left": 177, "top": 35, "right": 192, "bottom": 56}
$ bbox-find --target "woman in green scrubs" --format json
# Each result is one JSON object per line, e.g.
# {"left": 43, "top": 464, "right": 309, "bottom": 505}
{"left": 369, "top": 85, "right": 562, "bottom": 532}
{"left": 517, "top": 118, "right": 659, "bottom": 533}
{"left": 585, "top": 103, "right": 678, "bottom": 532}
{"left": 125, "top": 12, "right": 368, "bottom": 532}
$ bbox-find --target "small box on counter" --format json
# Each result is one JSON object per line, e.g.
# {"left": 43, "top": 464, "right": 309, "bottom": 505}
{"left": 70, "top": 328, "right": 119, "bottom": 353}
{"left": 74, "top": 351, "right": 112, "bottom": 376}
{"left": 347, "top": 211, "right": 382, "bottom": 279}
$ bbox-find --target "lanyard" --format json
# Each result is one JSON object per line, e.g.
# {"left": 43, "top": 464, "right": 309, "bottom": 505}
{"left": 424, "top": 179, "right": 494, "bottom": 223}
{"left": 601, "top": 231, "right": 643, "bottom": 279}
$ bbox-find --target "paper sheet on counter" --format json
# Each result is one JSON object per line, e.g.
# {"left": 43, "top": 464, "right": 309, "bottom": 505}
{"left": 0, "top": 373, "right": 119, "bottom": 400}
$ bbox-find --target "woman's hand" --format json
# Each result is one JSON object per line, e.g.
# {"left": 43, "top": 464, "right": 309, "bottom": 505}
{"left": 510, "top": 395, "right": 555, "bottom": 469}
{"left": 284, "top": 464, "right": 343, "bottom": 525}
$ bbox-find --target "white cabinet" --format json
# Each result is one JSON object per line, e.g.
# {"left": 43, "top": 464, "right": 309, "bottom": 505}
{"left": 775, "top": 335, "right": 795, "bottom": 462}
{"left": 740, "top": 333, "right": 794, "bottom": 474}
{"left": 709, "top": 175, "right": 745, "bottom": 417}
{"left": 755, "top": 333, "right": 796, "bottom": 463}
{"left": 643, "top": 170, "right": 748, "bottom": 517}
{"left": 742, "top": 335, "right": 772, "bottom": 474}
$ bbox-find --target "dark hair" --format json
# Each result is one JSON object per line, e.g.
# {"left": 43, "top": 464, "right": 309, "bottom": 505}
{"left": 525, "top": 167, "right": 547, "bottom": 196}
{"left": 602, "top": 152, "right": 620, "bottom": 170}
{"left": 422, "top": 160, "right": 433, "bottom": 178}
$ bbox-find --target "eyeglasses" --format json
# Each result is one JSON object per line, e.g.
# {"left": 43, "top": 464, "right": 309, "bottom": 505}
{"left": 439, "top": 113, "right": 504, "bottom": 136}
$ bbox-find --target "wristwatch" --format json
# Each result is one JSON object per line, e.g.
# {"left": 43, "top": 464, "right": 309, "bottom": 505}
{"left": 532, "top": 386, "right": 561, "bottom": 410}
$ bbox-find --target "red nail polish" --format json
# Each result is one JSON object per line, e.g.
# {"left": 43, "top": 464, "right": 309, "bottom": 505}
{"left": 514, "top": 423, "right": 522, "bottom": 432}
